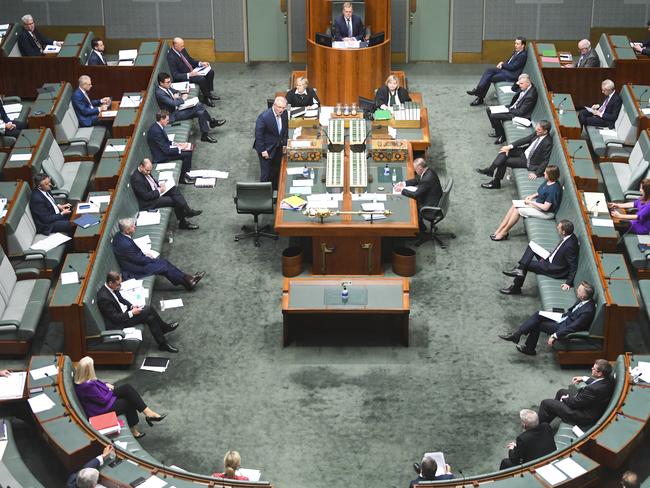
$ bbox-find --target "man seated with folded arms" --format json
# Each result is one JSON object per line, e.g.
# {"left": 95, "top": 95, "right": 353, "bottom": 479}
{"left": 17, "top": 14, "right": 62, "bottom": 56}
{"left": 466, "top": 36, "right": 527, "bottom": 106}
{"left": 485, "top": 74, "right": 538, "bottom": 145}
{"left": 499, "top": 219, "right": 578, "bottom": 295}
{"left": 87, "top": 37, "right": 107, "bottom": 65}
{"left": 577, "top": 79, "right": 622, "bottom": 129}
{"left": 155, "top": 72, "right": 224, "bottom": 144}
{"left": 72, "top": 75, "right": 112, "bottom": 128}
{"left": 500, "top": 409, "right": 556, "bottom": 469}
{"left": 631, "top": 20, "right": 650, "bottom": 57}
{"left": 537, "top": 359, "right": 614, "bottom": 426}
{"left": 0, "top": 98, "right": 27, "bottom": 141}
{"left": 112, "top": 217, "right": 205, "bottom": 291}
{"left": 167, "top": 37, "right": 219, "bottom": 106}
{"left": 499, "top": 280, "right": 595, "bottom": 356}
{"left": 67, "top": 444, "right": 113, "bottom": 488}
{"left": 147, "top": 110, "right": 194, "bottom": 184}
{"left": 29, "top": 173, "right": 74, "bottom": 236}
{"left": 564, "top": 39, "right": 600, "bottom": 68}
{"left": 476, "top": 119, "right": 552, "bottom": 190}
{"left": 98, "top": 271, "right": 180, "bottom": 353}
{"left": 409, "top": 456, "right": 453, "bottom": 487}
{"left": 132, "top": 158, "right": 201, "bottom": 230}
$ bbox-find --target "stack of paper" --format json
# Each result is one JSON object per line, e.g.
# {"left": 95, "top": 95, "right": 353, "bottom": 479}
{"left": 61, "top": 272, "right": 79, "bottom": 285}
{"left": 186, "top": 169, "right": 228, "bottom": 179}
{"left": 630, "top": 361, "right": 650, "bottom": 383}
{"left": 118, "top": 49, "right": 138, "bottom": 62}
{"left": 179, "top": 97, "right": 199, "bottom": 110}
{"left": 28, "top": 393, "right": 55, "bottom": 413}
{"left": 141, "top": 357, "right": 170, "bottom": 373}
{"left": 136, "top": 211, "right": 161, "bottom": 227}
{"left": 44, "top": 44, "right": 61, "bottom": 54}
{"left": 195, "top": 177, "right": 216, "bottom": 188}
{"left": 170, "top": 81, "right": 189, "bottom": 92}
{"left": 122, "top": 327, "right": 143, "bottom": 341}
{"left": 31, "top": 233, "right": 71, "bottom": 252}
{"left": 361, "top": 202, "right": 385, "bottom": 212}
{"left": 237, "top": 468, "right": 262, "bottom": 482}
{"left": 3, "top": 103, "right": 23, "bottom": 117}
{"left": 76, "top": 202, "right": 100, "bottom": 214}
{"left": 89, "top": 194, "right": 111, "bottom": 207}
{"left": 119, "top": 95, "right": 141, "bottom": 108}
{"left": 281, "top": 195, "right": 307, "bottom": 210}
{"left": 133, "top": 235, "right": 159, "bottom": 258}
{"left": 489, "top": 105, "right": 509, "bottom": 114}
{"left": 10, "top": 152, "right": 32, "bottom": 162}
{"left": 0, "top": 371, "right": 27, "bottom": 401}
{"left": 160, "top": 298, "right": 183, "bottom": 311}
{"left": 30, "top": 364, "right": 58, "bottom": 381}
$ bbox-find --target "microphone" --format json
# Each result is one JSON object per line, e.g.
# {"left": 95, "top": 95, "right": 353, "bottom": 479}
{"left": 570, "top": 144, "right": 583, "bottom": 159}
{"left": 569, "top": 436, "right": 573, "bottom": 457}
{"left": 637, "top": 88, "right": 648, "bottom": 104}
{"left": 588, "top": 200, "right": 600, "bottom": 215}
{"left": 458, "top": 469, "right": 465, "bottom": 485}
{"left": 42, "top": 371, "right": 58, "bottom": 387}
{"left": 557, "top": 96, "right": 567, "bottom": 111}
{"left": 67, "top": 263, "right": 85, "bottom": 280}
{"left": 350, "top": 127, "right": 372, "bottom": 153}
{"left": 321, "top": 126, "right": 343, "bottom": 153}
{"left": 20, "top": 130, "right": 35, "bottom": 148}
{"left": 604, "top": 265, "right": 620, "bottom": 284}
{"left": 616, "top": 222, "right": 634, "bottom": 246}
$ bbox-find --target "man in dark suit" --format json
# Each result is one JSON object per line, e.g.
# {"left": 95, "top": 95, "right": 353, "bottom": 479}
{"left": 500, "top": 219, "right": 579, "bottom": 295}
{"left": 112, "top": 217, "right": 204, "bottom": 291}
{"left": 131, "top": 158, "right": 201, "bottom": 230}
{"left": 499, "top": 280, "right": 595, "bottom": 356}
{"left": 333, "top": 2, "right": 365, "bottom": 41}
{"left": 537, "top": 359, "right": 614, "bottom": 426}
{"left": 72, "top": 75, "right": 111, "bottom": 128}
{"left": 485, "top": 74, "right": 537, "bottom": 144}
{"left": 147, "top": 110, "right": 194, "bottom": 184}
{"left": 167, "top": 37, "right": 218, "bottom": 106}
{"left": 477, "top": 119, "right": 552, "bottom": 190}
{"left": 0, "top": 99, "right": 27, "bottom": 139}
{"left": 254, "top": 96, "right": 288, "bottom": 190}
{"left": 565, "top": 39, "right": 600, "bottom": 68}
{"left": 17, "top": 14, "right": 61, "bottom": 56}
{"left": 87, "top": 37, "right": 107, "bottom": 65}
{"left": 98, "top": 271, "right": 179, "bottom": 353}
{"left": 29, "top": 173, "right": 74, "bottom": 235}
{"left": 632, "top": 20, "right": 650, "bottom": 57}
{"left": 577, "top": 79, "right": 622, "bottom": 129}
{"left": 155, "top": 72, "right": 223, "bottom": 143}
{"left": 467, "top": 36, "right": 528, "bottom": 106}
{"left": 499, "top": 409, "right": 556, "bottom": 470}
{"left": 394, "top": 158, "right": 443, "bottom": 242}
{"left": 409, "top": 456, "right": 454, "bottom": 487}
{"left": 66, "top": 444, "right": 113, "bottom": 488}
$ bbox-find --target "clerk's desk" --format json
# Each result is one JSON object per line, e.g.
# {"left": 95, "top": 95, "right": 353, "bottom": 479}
{"left": 274, "top": 137, "right": 418, "bottom": 275}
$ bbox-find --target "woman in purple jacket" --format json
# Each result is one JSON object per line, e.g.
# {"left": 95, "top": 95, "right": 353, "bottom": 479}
{"left": 74, "top": 356, "right": 166, "bottom": 438}
{"left": 609, "top": 178, "right": 650, "bottom": 234}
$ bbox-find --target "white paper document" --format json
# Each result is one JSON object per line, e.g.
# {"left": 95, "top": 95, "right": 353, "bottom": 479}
{"left": 0, "top": 371, "right": 27, "bottom": 400}
{"left": 160, "top": 298, "right": 183, "bottom": 310}
{"left": 101, "top": 110, "right": 118, "bottom": 118}
{"left": 290, "top": 186, "right": 312, "bottom": 195}
{"left": 61, "top": 272, "right": 79, "bottom": 285}
{"left": 118, "top": 49, "right": 138, "bottom": 61}
{"left": 642, "top": 108, "right": 650, "bottom": 116}
{"left": 76, "top": 202, "right": 100, "bottom": 214}
{"left": 31, "top": 233, "right": 71, "bottom": 252}
{"left": 160, "top": 179, "right": 176, "bottom": 195}
{"left": 422, "top": 452, "right": 447, "bottom": 477}
{"left": 114, "top": 440, "right": 128, "bottom": 450}
{"left": 186, "top": 169, "right": 228, "bottom": 179}
{"left": 138, "top": 475, "right": 167, "bottom": 488}
{"left": 105, "top": 144, "right": 126, "bottom": 153}
{"left": 287, "top": 167, "right": 305, "bottom": 175}
{"left": 119, "top": 95, "right": 141, "bottom": 108}
{"left": 136, "top": 211, "right": 161, "bottom": 226}
{"left": 9, "top": 153, "right": 31, "bottom": 162}
{"left": 529, "top": 240, "right": 550, "bottom": 260}
{"left": 3, "top": 103, "right": 23, "bottom": 115}
{"left": 155, "top": 163, "right": 176, "bottom": 171}
{"left": 44, "top": 44, "right": 61, "bottom": 53}
{"left": 236, "top": 468, "right": 261, "bottom": 482}
{"left": 361, "top": 202, "right": 385, "bottom": 211}
{"left": 28, "top": 393, "right": 55, "bottom": 413}
{"left": 512, "top": 116, "right": 532, "bottom": 127}
{"left": 89, "top": 195, "right": 111, "bottom": 206}
{"left": 120, "top": 279, "right": 143, "bottom": 291}
{"left": 554, "top": 458, "right": 587, "bottom": 479}
{"left": 499, "top": 86, "right": 515, "bottom": 94}
{"left": 363, "top": 213, "right": 387, "bottom": 220}
{"left": 133, "top": 235, "right": 152, "bottom": 252}
{"left": 536, "top": 463, "right": 568, "bottom": 485}
{"left": 591, "top": 218, "right": 614, "bottom": 228}
{"left": 179, "top": 97, "right": 199, "bottom": 110}
{"left": 512, "top": 200, "right": 527, "bottom": 208}
{"left": 489, "top": 105, "right": 509, "bottom": 114}
{"left": 194, "top": 177, "right": 216, "bottom": 188}
{"left": 30, "top": 364, "right": 58, "bottom": 380}
{"left": 122, "top": 327, "right": 143, "bottom": 341}
{"left": 539, "top": 311, "right": 564, "bottom": 323}
{"left": 292, "top": 179, "right": 314, "bottom": 187}
{"left": 599, "top": 128, "right": 618, "bottom": 138}
{"left": 195, "top": 65, "right": 212, "bottom": 76}
{"left": 583, "top": 192, "right": 608, "bottom": 214}
{"left": 170, "top": 81, "right": 189, "bottom": 92}
{"left": 572, "top": 425, "right": 584, "bottom": 437}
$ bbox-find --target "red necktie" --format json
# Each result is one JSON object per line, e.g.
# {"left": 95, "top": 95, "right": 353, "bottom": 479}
{"left": 178, "top": 51, "right": 193, "bottom": 71}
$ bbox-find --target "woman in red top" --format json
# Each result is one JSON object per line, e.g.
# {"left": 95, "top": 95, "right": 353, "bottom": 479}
{"left": 212, "top": 450, "right": 249, "bottom": 480}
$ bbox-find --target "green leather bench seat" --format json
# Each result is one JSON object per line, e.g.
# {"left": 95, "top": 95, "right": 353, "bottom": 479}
{"left": 0, "top": 418, "right": 46, "bottom": 487}
{"left": 0, "top": 24, "right": 20, "bottom": 57}
{"left": 601, "top": 130, "right": 650, "bottom": 202}
{"left": 638, "top": 281, "right": 650, "bottom": 321}
{"left": 586, "top": 85, "right": 639, "bottom": 158}
{"left": 0, "top": 152, "right": 7, "bottom": 171}
{"left": 623, "top": 235, "right": 649, "bottom": 272}
{"left": 623, "top": 355, "right": 650, "bottom": 421}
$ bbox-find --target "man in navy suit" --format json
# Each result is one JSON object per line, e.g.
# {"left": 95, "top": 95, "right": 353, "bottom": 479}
{"left": 500, "top": 219, "right": 578, "bottom": 295}
{"left": 537, "top": 359, "right": 614, "bottom": 426}
{"left": 485, "top": 74, "right": 538, "bottom": 145}
{"left": 71, "top": 75, "right": 111, "bottom": 128}
{"left": 167, "top": 37, "right": 218, "bottom": 106}
{"left": 0, "top": 99, "right": 27, "bottom": 140}
{"left": 577, "top": 79, "right": 622, "bottom": 129}
{"left": 499, "top": 281, "right": 596, "bottom": 356}
{"left": 499, "top": 409, "right": 556, "bottom": 470}
{"left": 29, "top": 173, "right": 74, "bottom": 235}
{"left": 254, "top": 96, "right": 288, "bottom": 189}
{"left": 87, "top": 37, "right": 107, "bottom": 65}
{"left": 112, "top": 217, "right": 205, "bottom": 291}
{"left": 17, "top": 14, "right": 61, "bottom": 56}
{"left": 67, "top": 444, "right": 114, "bottom": 488}
{"left": 155, "top": 72, "right": 224, "bottom": 143}
{"left": 467, "top": 36, "right": 528, "bottom": 106}
{"left": 409, "top": 456, "right": 454, "bottom": 487}
{"left": 147, "top": 110, "right": 194, "bottom": 184}
{"left": 333, "top": 2, "right": 365, "bottom": 41}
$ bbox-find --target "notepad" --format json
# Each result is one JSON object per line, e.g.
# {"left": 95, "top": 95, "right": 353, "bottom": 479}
{"left": 30, "top": 365, "right": 58, "bottom": 380}
{"left": 76, "top": 202, "right": 100, "bottom": 214}
{"left": 30, "top": 233, "right": 71, "bottom": 252}
{"left": 9, "top": 153, "right": 31, "bottom": 161}
{"left": 0, "top": 372, "right": 27, "bottom": 401}
{"left": 101, "top": 110, "right": 118, "bottom": 118}
{"left": 489, "top": 105, "right": 509, "bottom": 114}
{"left": 536, "top": 463, "right": 568, "bottom": 485}
{"left": 155, "top": 163, "right": 176, "bottom": 171}
{"left": 28, "top": 393, "right": 56, "bottom": 413}
{"left": 74, "top": 214, "right": 100, "bottom": 229}
{"left": 539, "top": 311, "right": 564, "bottom": 323}
{"left": 141, "top": 357, "right": 170, "bottom": 373}
{"left": 160, "top": 298, "right": 183, "bottom": 310}
{"left": 179, "top": 97, "right": 199, "bottom": 110}
{"left": 136, "top": 211, "right": 161, "bottom": 226}
{"left": 61, "top": 272, "right": 79, "bottom": 285}
{"left": 529, "top": 240, "right": 550, "bottom": 260}
{"left": 105, "top": 144, "right": 126, "bottom": 153}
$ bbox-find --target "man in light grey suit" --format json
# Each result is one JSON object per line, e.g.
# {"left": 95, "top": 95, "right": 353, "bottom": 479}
{"left": 565, "top": 39, "right": 600, "bottom": 68}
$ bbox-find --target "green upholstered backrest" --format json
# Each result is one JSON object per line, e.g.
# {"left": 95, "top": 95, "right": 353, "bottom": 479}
{"left": 53, "top": 82, "right": 74, "bottom": 125}
{"left": 1, "top": 23, "right": 20, "bottom": 57}
{"left": 596, "top": 33, "right": 615, "bottom": 67}
{"left": 31, "top": 128, "right": 56, "bottom": 183}
{"left": 76, "top": 31, "right": 94, "bottom": 65}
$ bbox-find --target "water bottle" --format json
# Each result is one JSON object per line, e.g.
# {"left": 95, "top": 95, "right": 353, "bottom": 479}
{"left": 167, "top": 230, "right": 173, "bottom": 244}
{"left": 309, "top": 167, "right": 315, "bottom": 180}
{"left": 302, "top": 164, "right": 309, "bottom": 178}
{"left": 341, "top": 284, "right": 349, "bottom": 302}
{"left": 391, "top": 168, "right": 397, "bottom": 184}
{"left": 384, "top": 164, "right": 390, "bottom": 176}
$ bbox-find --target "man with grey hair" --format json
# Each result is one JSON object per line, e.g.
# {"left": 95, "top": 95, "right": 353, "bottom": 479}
{"left": 167, "top": 37, "right": 218, "bottom": 106}
{"left": 66, "top": 444, "right": 113, "bottom": 488}
{"left": 499, "top": 409, "right": 555, "bottom": 469}
{"left": 17, "top": 14, "right": 62, "bottom": 56}
{"left": 72, "top": 75, "right": 111, "bottom": 127}
{"left": 254, "top": 96, "right": 288, "bottom": 189}
{"left": 565, "top": 39, "right": 600, "bottom": 68}
{"left": 111, "top": 217, "right": 205, "bottom": 291}
{"left": 486, "top": 73, "right": 538, "bottom": 145}
{"left": 578, "top": 79, "right": 622, "bottom": 129}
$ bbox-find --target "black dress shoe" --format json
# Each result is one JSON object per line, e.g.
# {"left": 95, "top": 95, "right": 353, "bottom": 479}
{"left": 179, "top": 219, "right": 199, "bottom": 230}
{"left": 163, "top": 322, "right": 179, "bottom": 334}
{"left": 185, "top": 271, "right": 206, "bottom": 290}
{"left": 181, "top": 175, "right": 195, "bottom": 185}
{"left": 413, "top": 463, "right": 421, "bottom": 475}
{"left": 158, "top": 342, "right": 179, "bottom": 353}
{"left": 494, "top": 136, "right": 505, "bottom": 145}
{"left": 192, "top": 271, "right": 206, "bottom": 283}
{"left": 470, "top": 97, "right": 484, "bottom": 106}
{"left": 466, "top": 88, "right": 478, "bottom": 96}
{"left": 488, "top": 131, "right": 498, "bottom": 138}
{"left": 145, "top": 413, "right": 168, "bottom": 426}
{"left": 502, "top": 267, "right": 524, "bottom": 278}
{"left": 209, "top": 118, "right": 226, "bottom": 128}
{"left": 209, "top": 94, "right": 221, "bottom": 101}
{"left": 481, "top": 180, "right": 501, "bottom": 190}
{"left": 203, "top": 98, "right": 215, "bottom": 107}
{"left": 476, "top": 167, "right": 493, "bottom": 176}
{"left": 490, "top": 233, "right": 508, "bottom": 241}
{"left": 500, "top": 285, "right": 522, "bottom": 295}
{"left": 498, "top": 333, "right": 519, "bottom": 343}
{"left": 133, "top": 432, "right": 146, "bottom": 439}
{"left": 200, "top": 134, "right": 218, "bottom": 143}
{"left": 516, "top": 345, "right": 536, "bottom": 356}
{"left": 186, "top": 208, "right": 202, "bottom": 218}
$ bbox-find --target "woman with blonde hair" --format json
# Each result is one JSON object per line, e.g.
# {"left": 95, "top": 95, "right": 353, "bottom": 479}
{"left": 212, "top": 450, "right": 250, "bottom": 480}
{"left": 74, "top": 356, "right": 166, "bottom": 438}
{"left": 285, "top": 76, "right": 320, "bottom": 107}
{"left": 375, "top": 74, "right": 411, "bottom": 110}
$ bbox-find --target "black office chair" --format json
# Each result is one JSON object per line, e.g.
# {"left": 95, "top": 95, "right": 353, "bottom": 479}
{"left": 417, "top": 177, "right": 455, "bottom": 249}
{"left": 233, "top": 182, "right": 279, "bottom": 247}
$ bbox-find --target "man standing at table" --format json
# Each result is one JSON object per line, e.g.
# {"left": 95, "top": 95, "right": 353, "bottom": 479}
{"left": 72, "top": 75, "right": 111, "bottom": 128}
{"left": 167, "top": 37, "right": 219, "bottom": 107}
{"left": 17, "top": 14, "right": 62, "bottom": 56}
{"left": 333, "top": 2, "right": 365, "bottom": 41}
{"left": 254, "top": 96, "right": 288, "bottom": 190}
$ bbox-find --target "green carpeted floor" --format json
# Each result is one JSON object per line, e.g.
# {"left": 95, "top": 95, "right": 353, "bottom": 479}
{"left": 3, "top": 62, "right": 649, "bottom": 488}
